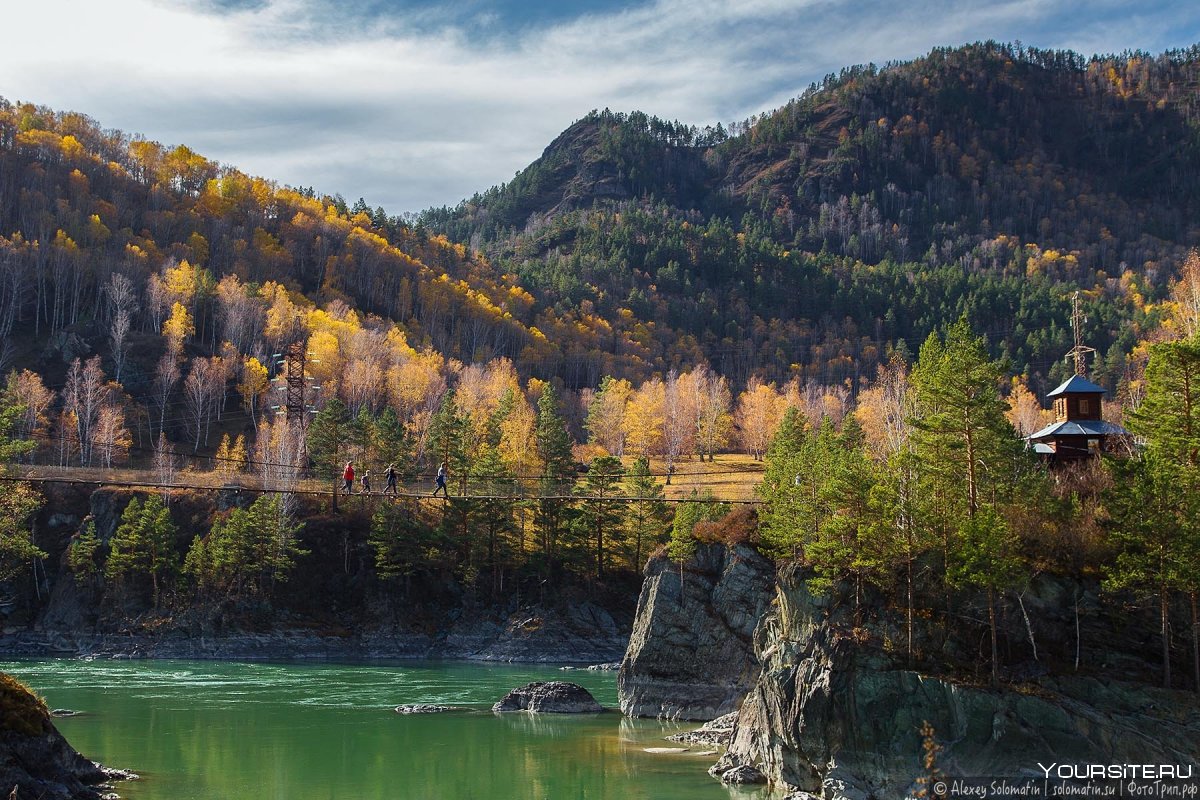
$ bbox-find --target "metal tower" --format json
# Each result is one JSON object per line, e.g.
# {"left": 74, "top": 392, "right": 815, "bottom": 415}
{"left": 1065, "top": 291, "right": 1095, "bottom": 377}
{"left": 284, "top": 338, "right": 308, "bottom": 423}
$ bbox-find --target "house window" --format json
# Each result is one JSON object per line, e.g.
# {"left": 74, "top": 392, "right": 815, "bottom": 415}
{"left": 1079, "top": 398, "right": 1090, "bottom": 415}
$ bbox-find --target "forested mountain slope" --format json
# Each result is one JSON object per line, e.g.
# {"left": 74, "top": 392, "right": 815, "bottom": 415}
{"left": 424, "top": 41, "right": 1200, "bottom": 393}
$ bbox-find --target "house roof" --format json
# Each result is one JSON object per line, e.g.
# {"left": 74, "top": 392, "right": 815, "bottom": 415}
{"left": 1027, "top": 419, "right": 1129, "bottom": 441}
{"left": 1046, "top": 374, "right": 1106, "bottom": 397}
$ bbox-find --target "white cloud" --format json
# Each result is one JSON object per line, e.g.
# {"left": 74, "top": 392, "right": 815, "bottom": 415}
{"left": 0, "top": 0, "right": 1196, "bottom": 212}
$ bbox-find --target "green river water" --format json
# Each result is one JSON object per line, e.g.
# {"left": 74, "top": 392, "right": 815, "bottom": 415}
{"left": 1, "top": 659, "right": 759, "bottom": 800}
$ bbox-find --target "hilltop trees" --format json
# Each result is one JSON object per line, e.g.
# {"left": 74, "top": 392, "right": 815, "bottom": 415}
{"left": 755, "top": 319, "right": 1044, "bottom": 684}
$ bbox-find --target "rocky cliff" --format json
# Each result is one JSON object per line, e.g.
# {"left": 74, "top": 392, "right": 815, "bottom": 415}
{"left": 0, "top": 673, "right": 131, "bottom": 799}
{"left": 710, "top": 567, "right": 1200, "bottom": 799}
{"left": 618, "top": 542, "right": 775, "bottom": 720}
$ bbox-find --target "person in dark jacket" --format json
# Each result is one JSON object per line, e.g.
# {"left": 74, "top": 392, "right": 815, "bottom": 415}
{"left": 384, "top": 464, "right": 398, "bottom": 495}
{"left": 433, "top": 460, "right": 449, "bottom": 497}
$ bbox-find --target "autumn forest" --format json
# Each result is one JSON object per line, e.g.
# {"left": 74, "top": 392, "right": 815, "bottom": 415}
{"left": 6, "top": 40, "right": 1200, "bottom": 686}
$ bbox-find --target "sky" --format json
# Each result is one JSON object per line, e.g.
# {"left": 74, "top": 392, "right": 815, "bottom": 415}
{"left": 2, "top": 0, "right": 1199, "bottom": 214}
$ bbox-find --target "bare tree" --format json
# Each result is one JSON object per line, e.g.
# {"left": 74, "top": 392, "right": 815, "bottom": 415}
{"left": 215, "top": 274, "right": 264, "bottom": 355}
{"left": 110, "top": 308, "right": 132, "bottom": 384}
{"left": 696, "top": 367, "right": 733, "bottom": 462}
{"left": 105, "top": 274, "right": 140, "bottom": 384}
{"left": 62, "top": 356, "right": 108, "bottom": 466}
{"left": 145, "top": 271, "right": 170, "bottom": 333}
{"left": 0, "top": 237, "right": 29, "bottom": 339}
{"left": 92, "top": 401, "right": 131, "bottom": 468}
{"left": 255, "top": 417, "right": 304, "bottom": 516}
{"left": 153, "top": 431, "right": 178, "bottom": 487}
{"left": 152, "top": 354, "right": 180, "bottom": 438}
{"left": 183, "top": 356, "right": 226, "bottom": 451}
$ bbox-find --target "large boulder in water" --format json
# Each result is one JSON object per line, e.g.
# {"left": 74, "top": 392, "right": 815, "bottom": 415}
{"left": 492, "top": 681, "right": 603, "bottom": 713}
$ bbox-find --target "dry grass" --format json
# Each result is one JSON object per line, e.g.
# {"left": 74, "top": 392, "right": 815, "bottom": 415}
{"left": 636, "top": 454, "right": 765, "bottom": 501}
{"left": 0, "top": 673, "right": 49, "bottom": 737}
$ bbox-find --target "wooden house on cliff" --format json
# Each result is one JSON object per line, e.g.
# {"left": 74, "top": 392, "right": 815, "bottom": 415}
{"left": 1026, "top": 374, "right": 1128, "bottom": 462}
{"left": 1026, "top": 291, "right": 1129, "bottom": 463}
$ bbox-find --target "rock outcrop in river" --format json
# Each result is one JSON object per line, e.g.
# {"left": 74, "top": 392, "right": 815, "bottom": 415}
{"left": 492, "top": 682, "right": 603, "bottom": 713}
{"left": 709, "top": 567, "right": 1200, "bottom": 798}
{"left": 618, "top": 542, "right": 774, "bottom": 721}
{"left": 0, "top": 673, "right": 133, "bottom": 799}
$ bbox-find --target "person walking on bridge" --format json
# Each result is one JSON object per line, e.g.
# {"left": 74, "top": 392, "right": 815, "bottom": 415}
{"left": 360, "top": 468, "right": 372, "bottom": 495}
{"left": 384, "top": 464, "right": 398, "bottom": 495}
{"left": 342, "top": 461, "right": 355, "bottom": 494}
{"left": 433, "top": 459, "right": 449, "bottom": 498}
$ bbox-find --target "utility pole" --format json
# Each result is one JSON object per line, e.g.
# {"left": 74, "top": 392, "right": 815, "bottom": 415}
{"left": 1065, "top": 291, "right": 1096, "bottom": 377}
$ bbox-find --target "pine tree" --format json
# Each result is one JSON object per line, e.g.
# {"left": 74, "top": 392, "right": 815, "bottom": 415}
{"left": 577, "top": 455, "right": 625, "bottom": 580}
{"left": 106, "top": 495, "right": 179, "bottom": 607}
{"left": 624, "top": 456, "right": 670, "bottom": 570}
{"left": 909, "top": 318, "right": 1021, "bottom": 520}
{"left": 427, "top": 389, "right": 468, "bottom": 491}
{"left": 307, "top": 397, "right": 351, "bottom": 493}
{"left": 370, "top": 502, "right": 444, "bottom": 585}
{"left": 667, "top": 488, "right": 728, "bottom": 590}
{"left": 806, "top": 433, "right": 878, "bottom": 610}
{"left": 67, "top": 521, "right": 103, "bottom": 584}
{"left": 1120, "top": 337, "right": 1200, "bottom": 691}
{"left": 909, "top": 318, "right": 1030, "bottom": 686}
{"left": 533, "top": 385, "right": 577, "bottom": 574}
{"left": 370, "top": 407, "right": 415, "bottom": 482}
{"left": 756, "top": 407, "right": 811, "bottom": 558}
{"left": 467, "top": 443, "right": 518, "bottom": 595}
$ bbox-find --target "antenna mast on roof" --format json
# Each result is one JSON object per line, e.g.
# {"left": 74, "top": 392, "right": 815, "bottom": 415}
{"left": 1065, "top": 291, "right": 1095, "bottom": 377}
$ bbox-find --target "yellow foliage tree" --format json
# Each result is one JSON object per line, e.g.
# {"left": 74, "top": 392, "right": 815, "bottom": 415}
{"left": 735, "top": 378, "right": 785, "bottom": 460}
{"left": 1005, "top": 377, "right": 1053, "bottom": 437}
{"left": 1169, "top": 249, "right": 1200, "bottom": 339}
{"left": 498, "top": 393, "right": 542, "bottom": 483}
{"left": 624, "top": 377, "right": 666, "bottom": 457}
{"left": 213, "top": 433, "right": 247, "bottom": 483}
{"left": 162, "top": 302, "right": 194, "bottom": 357}
{"left": 239, "top": 356, "right": 269, "bottom": 427}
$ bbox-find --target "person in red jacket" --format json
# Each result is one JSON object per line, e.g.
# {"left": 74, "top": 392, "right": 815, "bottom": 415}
{"left": 342, "top": 461, "right": 355, "bottom": 494}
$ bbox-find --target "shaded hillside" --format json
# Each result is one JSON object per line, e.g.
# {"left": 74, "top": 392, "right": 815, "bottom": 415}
{"left": 424, "top": 41, "right": 1200, "bottom": 392}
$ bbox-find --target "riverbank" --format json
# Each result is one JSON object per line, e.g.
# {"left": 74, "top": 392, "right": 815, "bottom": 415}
{"left": 1, "top": 599, "right": 630, "bottom": 663}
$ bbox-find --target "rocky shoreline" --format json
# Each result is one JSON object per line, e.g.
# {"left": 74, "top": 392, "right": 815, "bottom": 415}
{"left": 11, "top": 536, "right": 1200, "bottom": 799}
{"left": 0, "top": 619, "right": 629, "bottom": 664}
{"left": 0, "top": 673, "right": 136, "bottom": 800}
{"left": 619, "top": 545, "right": 1200, "bottom": 798}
